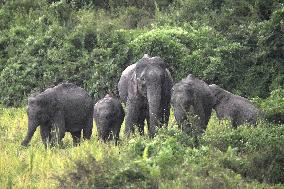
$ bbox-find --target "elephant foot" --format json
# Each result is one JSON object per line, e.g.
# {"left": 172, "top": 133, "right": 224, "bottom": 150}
{"left": 21, "top": 140, "right": 29, "bottom": 147}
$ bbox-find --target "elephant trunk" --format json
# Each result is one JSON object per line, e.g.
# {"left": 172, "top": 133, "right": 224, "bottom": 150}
{"left": 21, "top": 117, "right": 38, "bottom": 146}
{"left": 173, "top": 106, "right": 186, "bottom": 126}
{"left": 147, "top": 84, "right": 162, "bottom": 138}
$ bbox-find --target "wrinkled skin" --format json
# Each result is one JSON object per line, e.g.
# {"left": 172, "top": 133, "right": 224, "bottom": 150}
{"left": 209, "top": 84, "right": 260, "bottom": 127}
{"left": 118, "top": 54, "right": 173, "bottom": 138}
{"left": 21, "top": 83, "right": 94, "bottom": 147}
{"left": 171, "top": 74, "right": 214, "bottom": 135}
{"left": 93, "top": 94, "right": 125, "bottom": 144}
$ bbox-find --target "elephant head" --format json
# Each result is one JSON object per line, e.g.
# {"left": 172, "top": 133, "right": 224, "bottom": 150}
{"left": 171, "top": 75, "right": 214, "bottom": 135}
{"left": 171, "top": 82, "right": 197, "bottom": 133}
{"left": 21, "top": 94, "right": 55, "bottom": 146}
{"left": 134, "top": 55, "right": 170, "bottom": 132}
{"left": 94, "top": 103, "right": 114, "bottom": 140}
{"left": 120, "top": 54, "right": 172, "bottom": 138}
{"left": 208, "top": 84, "right": 225, "bottom": 108}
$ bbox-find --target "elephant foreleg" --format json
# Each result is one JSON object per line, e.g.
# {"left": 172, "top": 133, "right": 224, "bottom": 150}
{"left": 40, "top": 125, "right": 51, "bottom": 148}
{"left": 162, "top": 103, "right": 170, "bottom": 127}
{"left": 71, "top": 131, "right": 81, "bottom": 146}
{"left": 21, "top": 124, "right": 37, "bottom": 147}
{"left": 113, "top": 127, "right": 120, "bottom": 146}
{"left": 125, "top": 99, "right": 141, "bottom": 138}
{"left": 52, "top": 111, "right": 65, "bottom": 146}
{"left": 83, "top": 116, "right": 93, "bottom": 140}
{"left": 137, "top": 107, "right": 147, "bottom": 136}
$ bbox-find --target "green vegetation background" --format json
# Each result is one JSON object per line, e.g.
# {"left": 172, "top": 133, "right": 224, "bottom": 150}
{"left": 0, "top": 0, "right": 283, "bottom": 106}
{"left": 0, "top": 0, "right": 283, "bottom": 188}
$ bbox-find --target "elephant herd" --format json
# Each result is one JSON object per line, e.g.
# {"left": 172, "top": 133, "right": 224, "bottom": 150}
{"left": 21, "top": 54, "right": 260, "bottom": 147}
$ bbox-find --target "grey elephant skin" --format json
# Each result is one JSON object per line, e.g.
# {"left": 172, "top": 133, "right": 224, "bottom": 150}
{"left": 93, "top": 94, "right": 125, "bottom": 144}
{"left": 209, "top": 84, "right": 260, "bottom": 127}
{"left": 118, "top": 54, "right": 173, "bottom": 137}
{"left": 21, "top": 83, "right": 94, "bottom": 147}
{"left": 171, "top": 74, "right": 214, "bottom": 135}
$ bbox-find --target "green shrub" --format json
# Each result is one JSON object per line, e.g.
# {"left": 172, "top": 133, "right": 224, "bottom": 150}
{"left": 203, "top": 119, "right": 284, "bottom": 184}
{"left": 130, "top": 25, "right": 243, "bottom": 89}
{"left": 57, "top": 156, "right": 112, "bottom": 188}
{"left": 254, "top": 88, "right": 284, "bottom": 124}
{"left": 246, "top": 143, "right": 284, "bottom": 184}
{"left": 130, "top": 27, "right": 189, "bottom": 81}
{"left": 1, "top": 0, "right": 282, "bottom": 106}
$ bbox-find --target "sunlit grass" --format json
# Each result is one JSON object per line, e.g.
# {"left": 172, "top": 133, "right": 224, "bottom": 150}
{"left": 0, "top": 107, "right": 173, "bottom": 188}
{"left": 0, "top": 107, "right": 111, "bottom": 188}
{"left": 0, "top": 107, "right": 283, "bottom": 188}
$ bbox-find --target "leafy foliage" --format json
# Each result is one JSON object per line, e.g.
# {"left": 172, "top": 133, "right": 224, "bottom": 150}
{"left": 0, "top": 0, "right": 283, "bottom": 106}
{"left": 203, "top": 116, "right": 284, "bottom": 184}
{"left": 1, "top": 107, "right": 284, "bottom": 188}
{"left": 0, "top": 1, "right": 283, "bottom": 188}
{"left": 253, "top": 88, "right": 284, "bottom": 124}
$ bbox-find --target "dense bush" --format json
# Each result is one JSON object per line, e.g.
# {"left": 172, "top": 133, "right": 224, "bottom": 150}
{"left": 203, "top": 119, "right": 284, "bottom": 183}
{"left": 0, "top": 0, "right": 283, "bottom": 105}
{"left": 253, "top": 88, "right": 284, "bottom": 124}
{"left": 57, "top": 122, "right": 284, "bottom": 188}
{"left": 1, "top": 107, "right": 283, "bottom": 188}
{"left": 130, "top": 26, "right": 243, "bottom": 88}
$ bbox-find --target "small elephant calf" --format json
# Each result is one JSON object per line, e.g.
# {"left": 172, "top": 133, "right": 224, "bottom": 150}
{"left": 209, "top": 84, "right": 260, "bottom": 127}
{"left": 93, "top": 94, "right": 125, "bottom": 144}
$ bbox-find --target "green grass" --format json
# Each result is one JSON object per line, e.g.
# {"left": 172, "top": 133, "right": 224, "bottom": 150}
{"left": 0, "top": 107, "right": 283, "bottom": 188}
{"left": 0, "top": 107, "right": 105, "bottom": 188}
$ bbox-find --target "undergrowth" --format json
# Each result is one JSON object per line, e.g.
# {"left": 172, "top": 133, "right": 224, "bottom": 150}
{"left": 0, "top": 107, "right": 283, "bottom": 188}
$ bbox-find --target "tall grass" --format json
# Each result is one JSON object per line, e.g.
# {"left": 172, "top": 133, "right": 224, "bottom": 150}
{"left": 0, "top": 107, "right": 105, "bottom": 188}
{"left": 0, "top": 107, "right": 283, "bottom": 188}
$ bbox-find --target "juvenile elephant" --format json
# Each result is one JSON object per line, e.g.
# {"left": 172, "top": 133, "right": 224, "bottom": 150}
{"left": 93, "top": 94, "right": 125, "bottom": 144}
{"left": 209, "top": 84, "right": 260, "bottom": 127}
{"left": 118, "top": 54, "right": 173, "bottom": 137}
{"left": 171, "top": 74, "right": 214, "bottom": 135}
{"left": 21, "top": 83, "right": 94, "bottom": 147}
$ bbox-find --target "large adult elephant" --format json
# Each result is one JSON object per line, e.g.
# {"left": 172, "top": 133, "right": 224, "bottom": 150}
{"left": 118, "top": 54, "right": 173, "bottom": 137}
{"left": 21, "top": 83, "right": 94, "bottom": 147}
{"left": 171, "top": 74, "right": 214, "bottom": 135}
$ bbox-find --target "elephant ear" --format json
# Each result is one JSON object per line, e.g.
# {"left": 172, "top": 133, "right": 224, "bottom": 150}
{"left": 37, "top": 92, "right": 60, "bottom": 116}
{"left": 210, "top": 84, "right": 230, "bottom": 106}
{"left": 28, "top": 96, "right": 37, "bottom": 106}
{"left": 128, "top": 72, "right": 139, "bottom": 98}
{"left": 135, "top": 56, "right": 150, "bottom": 75}
{"left": 192, "top": 92, "right": 205, "bottom": 125}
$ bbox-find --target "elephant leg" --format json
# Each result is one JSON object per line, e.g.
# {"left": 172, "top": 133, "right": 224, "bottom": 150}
{"left": 113, "top": 127, "right": 120, "bottom": 146}
{"left": 71, "top": 131, "right": 81, "bottom": 146}
{"left": 125, "top": 99, "right": 141, "bottom": 138}
{"left": 21, "top": 123, "right": 37, "bottom": 147}
{"left": 146, "top": 110, "right": 156, "bottom": 138}
{"left": 52, "top": 111, "right": 65, "bottom": 146}
{"left": 40, "top": 124, "right": 51, "bottom": 148}
{"left": 108, "top": 130, "right": 113, "bottom": 141}
{"left": 231, "top": 118, "right": 240, "bottom": 128}
{"left": 83, "top": 116, "right": 93, "bottom": 140}
{"left": 97, "top": 128, "right": 105, "bottom": 141}
{"left": 162, "top": 104, "right": 170, "bottom": 127}
{"left": 146, "top": 112, "right": 153, "bottom": 136}
{"left": 148, "top": 122, "right": 156, "bottom": 138}
{"left": 137, "top": 107, "right": 147, "bottom": 136}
